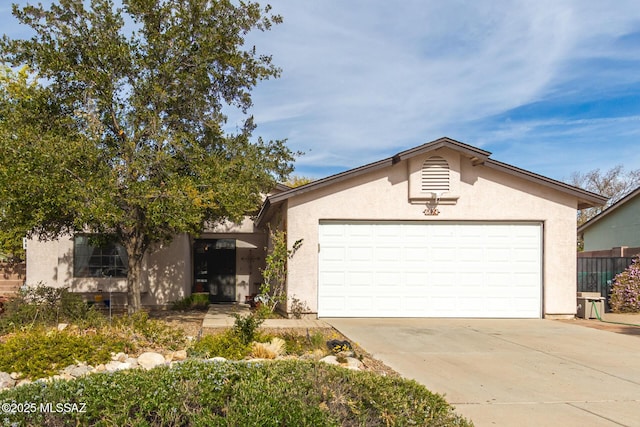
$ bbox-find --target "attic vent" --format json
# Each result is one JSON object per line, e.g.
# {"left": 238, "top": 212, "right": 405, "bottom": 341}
{"left": 421, "top": 156, "right": 450, "bottom": 193}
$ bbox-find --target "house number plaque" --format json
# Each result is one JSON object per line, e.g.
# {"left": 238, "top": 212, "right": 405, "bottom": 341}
{"left": 423, "top": 207, "right": 440, "bottom": 216}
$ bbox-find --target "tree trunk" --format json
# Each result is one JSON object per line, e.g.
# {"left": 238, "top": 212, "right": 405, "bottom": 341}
{"left": 125, "top": 234, "right": 145, "bottom": 314}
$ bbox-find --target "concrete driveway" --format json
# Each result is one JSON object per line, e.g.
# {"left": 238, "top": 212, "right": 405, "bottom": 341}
{"left": 328, "top": 318, "right": 640, "bottom": 427}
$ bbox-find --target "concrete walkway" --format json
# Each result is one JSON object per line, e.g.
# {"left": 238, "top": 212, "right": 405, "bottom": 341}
{"left": 328, "top": 318, "right": 640, "bottom": 427}
{"left": 201, "top": 304, "right": 331, "bottom": 329}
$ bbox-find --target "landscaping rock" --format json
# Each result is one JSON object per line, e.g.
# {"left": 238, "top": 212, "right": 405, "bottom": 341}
{"left": 57, "top": 323, "right": 68, "bottom": 331}
{"left": 67, "top": 365, "right": 92, "bottom": 378}
{"left": 104, "top": 361, "right": 132, "bottom": 372}
{"left": 319, "top": 355, "right": 361, "bottom": 371}
{"left": 125, "top": 357, "right": 139, "bottom": 367}
{"left": 173, "top": 350, "right": 188, "bottom": 361}
{"left": 319, "top": 355, "right": 340, "bottom": 366}
{"left": 345, "top": 357, "right": 363, "bottom": 371}
{"left": 58, "top": 373, "right": 75, "bottom": 381}
{"left": 112, "top": 352, "right": 128, "bottom": 362}
{"left": 138, "top": 351, "right": 166, "bottom": 370}
{"left": 16, "top": 379, "right": 31, "bottom": 387}
{"left": 208, "top": 356, "right": 227, "bottom": 363}
{"left": 9, "top": 372, "right": 21, "bottom": 380}
{"left": 0, "top": 372, "right": 16, "bottom": 389}
{"left": 336, "top": 350, "right": 356, "bottom": 358}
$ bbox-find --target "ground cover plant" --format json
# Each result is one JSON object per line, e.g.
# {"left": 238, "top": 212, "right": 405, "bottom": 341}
{"left": 0, "top": 329, "right": 127, "bottom": 380}
{"left": 0, "top": 287, "right": 472, "bottom": 425}
{"left": 0, "top": 286, "right": 187, "bottom": 379}
{"left": 0, "top": 359, "right": 473, "bottom": 426}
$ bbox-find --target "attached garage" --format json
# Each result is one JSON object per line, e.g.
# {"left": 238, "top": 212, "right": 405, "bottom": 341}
{"left": 318, "top": 221, "right": 542, "bottom": 318}
{"left": 258, "top": 137, "right": 607, "bottom": 319}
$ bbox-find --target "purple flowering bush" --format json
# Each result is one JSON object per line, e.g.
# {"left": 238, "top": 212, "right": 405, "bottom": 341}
{"left": 610, "top": 256, "right": 640, "bottom": 313}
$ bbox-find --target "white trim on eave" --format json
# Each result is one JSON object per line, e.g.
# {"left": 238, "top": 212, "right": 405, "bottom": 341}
{"left": 256, "top": 137, "right": 608, "bottom": 226}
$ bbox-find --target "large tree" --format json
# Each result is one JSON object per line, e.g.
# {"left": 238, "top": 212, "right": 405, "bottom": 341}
{"left": 569, "top": 165, "right": 640, "bottom": 226}
{"left": 0, "top": 0, "right": 295, "bottom": 312}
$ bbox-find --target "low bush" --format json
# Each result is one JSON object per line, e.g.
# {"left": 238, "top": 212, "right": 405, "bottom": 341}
{"left": 0, "top": 360, "right": 473, "bottom": 426}
{"left": 0, "top": 284, "right": 106, "bottom": 334}
{"left": 290, "top": 295, "right": 311, "bottom": 319}
{"left": 170, "top": 293, "right": 210, "bottom": 310}
{"left": 0, "top": 329, "right": 127, "bottom": 379}
{"left": 610, "top": 256, "right": 640, "bottom": 312}
{"left": 189, "top": 330, "right": 251, "bottom": 360}
{"left": 231, "top": 311, "right": 264, "bottom": 345}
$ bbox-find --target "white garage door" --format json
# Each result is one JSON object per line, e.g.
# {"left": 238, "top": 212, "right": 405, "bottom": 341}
{"left": 318, "top": 221, "right": 542, "bottom": 318}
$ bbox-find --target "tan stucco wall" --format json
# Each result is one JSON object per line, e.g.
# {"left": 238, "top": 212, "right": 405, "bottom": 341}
{"left": 26, "top": 234, "right": 192, "bottom": 307}
{"left": 284, "top": 148, "right": 579, "bottom": 317}
{"left": 26, "top": 217, "right": 266, "bottom": 307}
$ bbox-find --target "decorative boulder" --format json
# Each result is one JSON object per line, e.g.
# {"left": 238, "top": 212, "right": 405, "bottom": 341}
{"left": 0, "top": 372, "right": 16, "bottom": 389}
{"left": 319, "top": 355, "right": 340, "bottom": 366}
{"left": 104, "top": 361, "right": 132, "bottom": 372}
{"left": 137, "top": 352, "right": 166, "bottom": 370}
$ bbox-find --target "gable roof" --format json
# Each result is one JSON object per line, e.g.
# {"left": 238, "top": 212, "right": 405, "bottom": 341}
{"left": 257, "top": 137, "right": 607, "bottom": 225}
{"left": 577, "top": 185, "right": 640, "bottom": 234}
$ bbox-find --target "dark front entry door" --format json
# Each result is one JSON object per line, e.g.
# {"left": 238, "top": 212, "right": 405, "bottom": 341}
{"left": 194, "top": 239, "right": 236, "bottom": 303}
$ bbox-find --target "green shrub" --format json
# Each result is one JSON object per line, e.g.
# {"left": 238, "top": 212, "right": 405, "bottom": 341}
{"left": 0, "top": 329, "right": 126, "bottom": 379}
{"left": 171, "top": 293, "right": 210, "bottom": 310}
{"left": 259, "top": 228, "right": 303, "bottom": 313}
{"left": 231, "top": 311, "right": 264, "bottom": 345}
{"left": 610, "top": 256, "right": 640, "bottom": 313}
{"left": 0, "top": 360, "right": 473, "bottom": 426}
{"left": 190, "top": 330, "right": 251, "bottom": 360}
{"left": 0, "top": 284, "right": 106, "bottom": 334}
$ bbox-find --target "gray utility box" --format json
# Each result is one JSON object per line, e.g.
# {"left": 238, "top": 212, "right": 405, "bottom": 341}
{"left": 576, "top": 292, "right": 605, "bottom": 319}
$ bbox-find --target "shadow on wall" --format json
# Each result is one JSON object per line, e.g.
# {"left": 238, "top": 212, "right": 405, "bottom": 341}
{"left": 58, "top": 247, "right": 127, "bottom": 298}
{"left": 143, "top": 241, "right": 187, "bottom": 307}
{"left": 55, "top": 239, "right": 188, "bottom": 308}
{"left": 238, "top": 245, "right": 267, "bottom": 295}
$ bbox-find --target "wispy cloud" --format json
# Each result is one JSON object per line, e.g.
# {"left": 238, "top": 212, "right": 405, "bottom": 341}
{"left": 228, "top": 1, "right": 638, "bottom": 179}
{"left": 5, "top": 0, "right": 640, "bottom": 180}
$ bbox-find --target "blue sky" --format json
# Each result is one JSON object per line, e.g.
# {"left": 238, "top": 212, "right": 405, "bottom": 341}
{"left": 3, "top": 0, "right": 640, "bottom": 182}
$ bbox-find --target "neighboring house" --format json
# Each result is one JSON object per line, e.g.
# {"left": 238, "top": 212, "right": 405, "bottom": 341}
{"left": 27, "top": 137, "right": 606, "bottom": 318}
{"left": 577, "top": 186, "right": 640, "bottom": 257}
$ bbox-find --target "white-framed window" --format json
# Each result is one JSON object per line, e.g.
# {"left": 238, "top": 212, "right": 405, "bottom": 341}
{"left": 73, "top": 235, "right": 128, "bottom": 278}
{"left": 421, "top": 156, "right": 450, "bottom": 193}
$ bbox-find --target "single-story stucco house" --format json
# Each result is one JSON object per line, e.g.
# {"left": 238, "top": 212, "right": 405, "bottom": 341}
{"left": 26, "top": 137, "right": 606, "bottom": 318}
{"left": 578, "top": 185, "right": 640, "bottom": 257}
